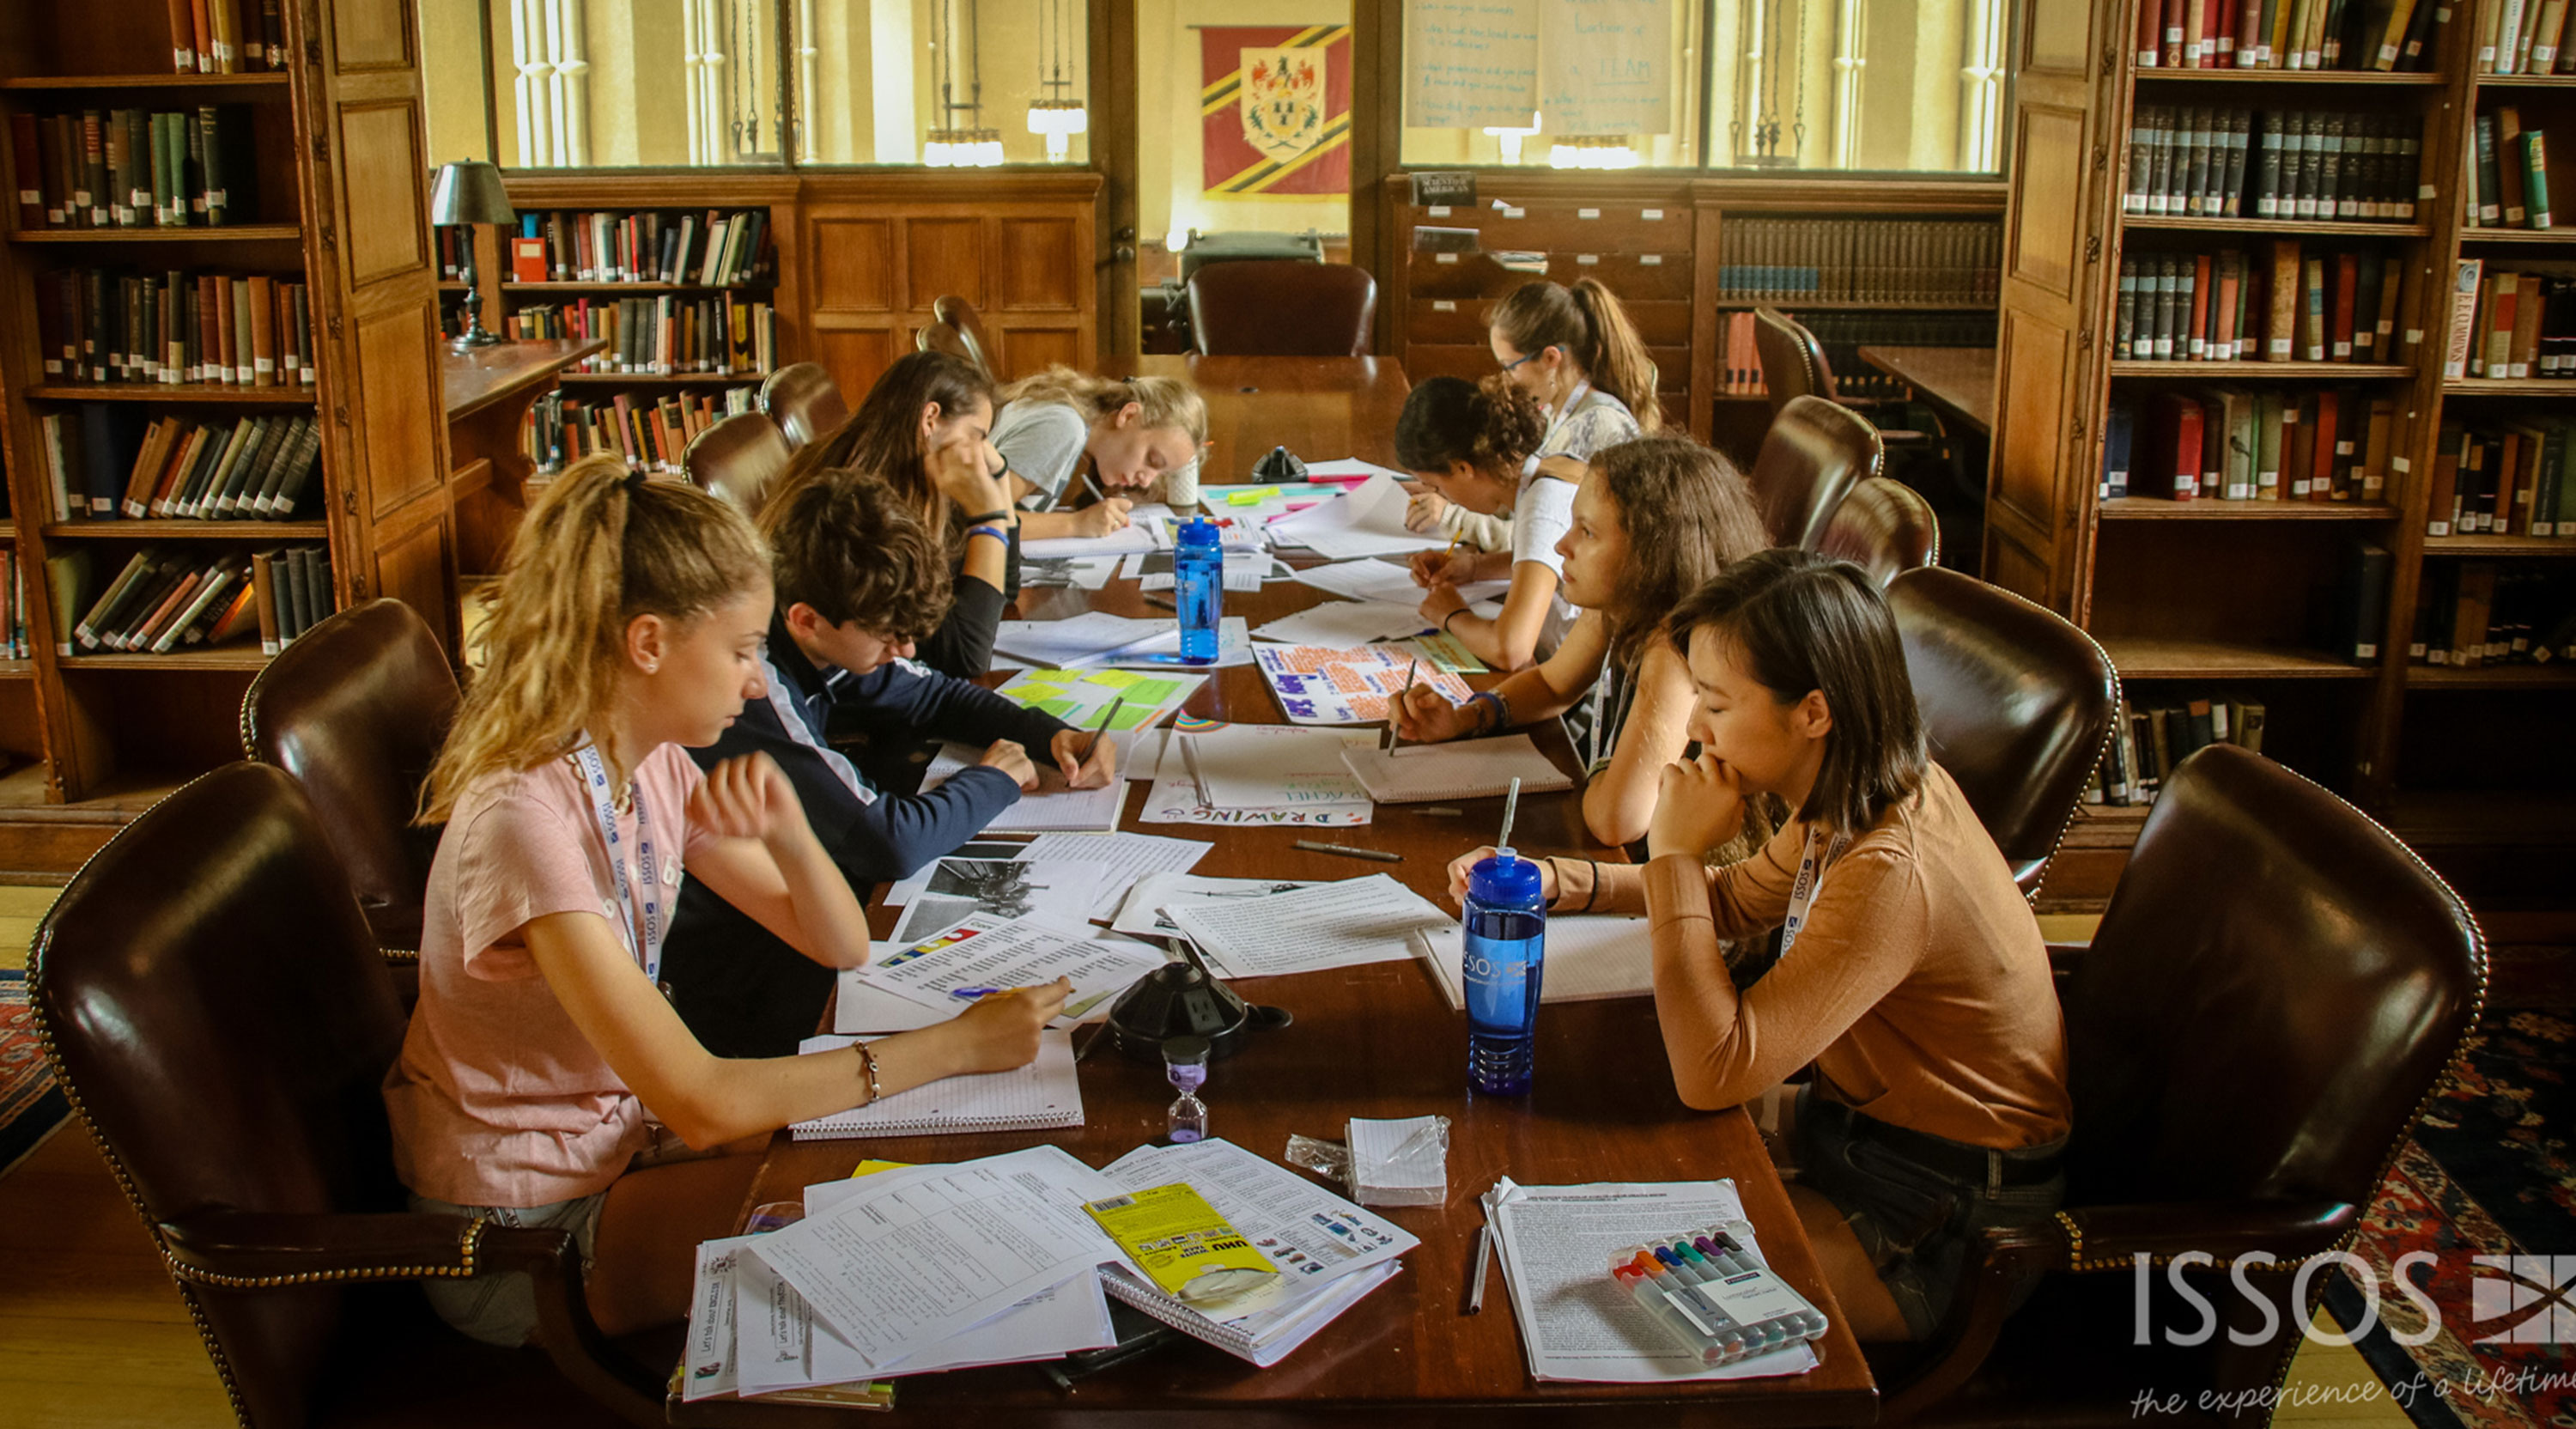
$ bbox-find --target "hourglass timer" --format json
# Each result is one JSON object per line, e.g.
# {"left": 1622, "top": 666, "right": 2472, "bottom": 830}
{"left": 1163, "top": 1036, "right": 1212, "bottom": 1143}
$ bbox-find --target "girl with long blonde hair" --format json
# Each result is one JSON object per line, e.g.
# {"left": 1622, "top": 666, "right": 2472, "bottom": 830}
{"left": 390, "top": 454, "right": 1065, "bottom": 1348}
{"left": 994, "top": 367, "right": 1211, "bottom": 540}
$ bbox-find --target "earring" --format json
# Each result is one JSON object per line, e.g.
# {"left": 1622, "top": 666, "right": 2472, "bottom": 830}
{"left": 643, "top": 661, "right": 659, "bottom": 675}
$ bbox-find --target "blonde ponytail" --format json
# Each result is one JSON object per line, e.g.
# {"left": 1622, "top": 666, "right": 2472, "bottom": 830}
{"left": 999, "top": 366, "right": 1209, "bottom": 445}
{"left": 421, "top": 455, "right": 769, "bottom": 822}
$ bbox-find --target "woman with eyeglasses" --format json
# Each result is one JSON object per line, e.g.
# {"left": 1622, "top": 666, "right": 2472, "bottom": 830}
{"left": 1403, "top": 279, "right": 1662, "bottom": 668}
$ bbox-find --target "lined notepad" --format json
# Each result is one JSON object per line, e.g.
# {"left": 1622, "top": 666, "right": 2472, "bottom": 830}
{"left": 1339, "top": 734, "right": 1573, "bottom": 804}
{"left": 788, "top": 1031, "right": 1083, "bottom": 1140}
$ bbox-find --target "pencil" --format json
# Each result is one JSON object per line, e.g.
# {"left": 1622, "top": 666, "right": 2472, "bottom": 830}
{"left": 1294, "top": 840, "right": 1402, "bottom": 863}
{"left": 1078, "top": 695, "right": 1127, "bottom": 764}
{"left": 1386, "top": 657, "right": 1421, "bottom": 753}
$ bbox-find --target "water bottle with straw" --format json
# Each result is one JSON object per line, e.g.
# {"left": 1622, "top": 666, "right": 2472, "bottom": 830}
{"left": 1463, "top": 778, "right": 1546, "bottom": 1096}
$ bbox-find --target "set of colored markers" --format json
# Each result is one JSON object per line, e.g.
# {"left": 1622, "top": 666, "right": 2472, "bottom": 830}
{"left": 1607, "top": 1226, "right": 1831, "bottom": 1367}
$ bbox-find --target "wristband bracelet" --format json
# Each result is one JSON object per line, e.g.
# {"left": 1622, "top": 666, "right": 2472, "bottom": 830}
{"left": 966, "top": 524, "right": 1011, "bottom": 545}
{"left": 853, "top": 1042, "right": 881, "bottom": 1104}
{"left": 1469, "top": 689, "right": 1508, "bottom": 734}
{"left": 1441, "top": 608, "right": 1471, "bottom": 635}
{"left": 963, "top": 508, "right": 1011, "bottom": 525}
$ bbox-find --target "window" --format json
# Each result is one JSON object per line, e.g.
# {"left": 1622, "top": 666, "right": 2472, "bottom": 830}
{"left": 416, "top": 0, "right": 1090, "bottom": 169}
{"left": 1397, "top": 0, "right": 2007, "bottom": 174}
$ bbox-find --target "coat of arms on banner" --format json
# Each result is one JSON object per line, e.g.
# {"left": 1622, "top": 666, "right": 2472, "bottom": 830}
{"left": 1240, "top": 46, "right": 1324, "bottom": 161}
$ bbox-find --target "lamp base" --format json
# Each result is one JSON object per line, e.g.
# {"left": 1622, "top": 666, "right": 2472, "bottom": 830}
{"left": 451, "top": 321, "right": 503, "bottom": 350}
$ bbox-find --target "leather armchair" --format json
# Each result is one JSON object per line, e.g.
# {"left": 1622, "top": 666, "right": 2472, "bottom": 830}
{"left": 1881, "top": 744, "right": 2487, "bottom": 1426}
{"left": 1817, "top": 475, "right": 1940, "bottom": 587}
{"left": 1748, "top": 394, "right": 1880, "bottom": 550}
{"left": 928, "top": 295, "right": 999, "bottom": 378}
{"left": 758, "top": 362, "right": 849, "bottom": 451}
{"left": 1188, "top": 261, "right": 1377, "bottom": 356}
{"left": 685, "top": 410, "right": 793, "bottom": 513}
{"left": 29, "top": 763, "right": 664, "bottom": 1427}
{"left": 1889, "top": 567, "right": 2117, "bottom": 897}
{"left": 240, "top": 598, "right": 457, "bottom": 967}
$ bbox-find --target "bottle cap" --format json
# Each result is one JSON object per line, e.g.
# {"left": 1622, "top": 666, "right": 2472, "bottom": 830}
{"left": 1468, "top": 848, "right": 1545, "bottom": 907}
{"left": 1177, "top": 514, "right": 1221, "bottom": 550}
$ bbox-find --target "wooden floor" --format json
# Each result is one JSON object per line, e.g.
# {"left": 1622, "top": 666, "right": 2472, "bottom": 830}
{"left": 0, "top": 891, "right": 2416, "bottom": 1427}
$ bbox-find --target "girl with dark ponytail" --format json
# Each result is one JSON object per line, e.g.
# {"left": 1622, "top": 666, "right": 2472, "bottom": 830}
{"left": 1393, "top": 374, "right": 1563, "bottom": 670}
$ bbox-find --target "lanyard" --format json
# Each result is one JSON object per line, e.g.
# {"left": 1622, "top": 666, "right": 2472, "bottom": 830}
{"left": 1521, "top": 380, "right": 1595, "bottom": 478}
{"left": 759, "top": 651, "right": 876, "bottom": 805}
{"left": 1778, "top": 827, "right": 1851, "bottom": 963}
{"left": 571, "top": 744, "right": 668, "bottom": 985}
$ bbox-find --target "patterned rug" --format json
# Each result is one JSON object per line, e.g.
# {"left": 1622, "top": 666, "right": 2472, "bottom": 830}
{"left": 2326, "top": 1010, "right": 2576, "bottom": 1429}
{"left": 0, "top": 969, "right": 70, "bottom": 1177}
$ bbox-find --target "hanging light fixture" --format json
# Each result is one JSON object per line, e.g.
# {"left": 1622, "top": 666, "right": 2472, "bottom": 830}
{"left": 1025, "top": 0, "right": 1085, "bottom": 161}
{"left": 923, "top": 0, "right": 998, "bottom": 165}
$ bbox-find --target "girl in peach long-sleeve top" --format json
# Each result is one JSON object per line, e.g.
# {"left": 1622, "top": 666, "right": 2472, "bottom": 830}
{"left": 1446, "top": 549, "right": 2070, "bottom": 1342}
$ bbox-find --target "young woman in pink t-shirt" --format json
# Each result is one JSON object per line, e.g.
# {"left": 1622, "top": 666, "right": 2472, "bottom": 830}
{"left": 384, "top": 454, "right": 1068, "bottom": 1347}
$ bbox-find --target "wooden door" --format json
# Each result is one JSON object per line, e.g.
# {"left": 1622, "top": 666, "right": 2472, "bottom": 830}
{"left": 1981, "top": 0, "right": 2119, "bottom": 615}
{"left": 299, "top": 0, "right": 459, "bottom": 654}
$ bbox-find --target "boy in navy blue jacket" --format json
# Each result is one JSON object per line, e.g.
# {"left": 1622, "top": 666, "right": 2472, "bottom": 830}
{"left": 662, "top": 472, "right": 1119, "bottom": 1057}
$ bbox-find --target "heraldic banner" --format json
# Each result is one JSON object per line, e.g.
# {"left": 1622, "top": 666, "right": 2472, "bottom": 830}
{"left": 1200, "top": 25, "right": 1352, "bottom": 198}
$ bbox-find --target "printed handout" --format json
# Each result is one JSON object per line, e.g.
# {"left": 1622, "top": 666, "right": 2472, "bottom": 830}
{"left": 836, "top": 913, "right": 1167, "bottom": 1033}
{"left": 1255, "top": 643, "right": 1474, "bottom": 725}
{"left": 1139, "top": 724, "right": 1376, "bottom": 826}
{"left": 1167, "top": 873, "right": 1452, "bottom": 979}
{"left": 1109, "top": 871, "right": 1323, "bottom": 939}
{"left": 884, "top": 856, "right": 1114, "bottom": 945}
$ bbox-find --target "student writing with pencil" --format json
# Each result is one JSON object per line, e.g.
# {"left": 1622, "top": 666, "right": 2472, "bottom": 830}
{"left": 385, "top": 455, "right": 1067, "bottom": 1351}
{"left": 661, "top": 471, "right": 1114, "bottom": 1060}
{"left": 989, "top": 367, "right": 1212, "bottom": 540}
{"left": 1444, "top": 551, "right": 2069, "bottom": 1345}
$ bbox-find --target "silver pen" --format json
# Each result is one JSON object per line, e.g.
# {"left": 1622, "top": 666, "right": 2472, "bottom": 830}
{"left": 1467, "top": 1225, "right": 1494, "bottom": 1314}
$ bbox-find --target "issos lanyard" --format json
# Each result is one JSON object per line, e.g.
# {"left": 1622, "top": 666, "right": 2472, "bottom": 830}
{"left": 1778, "top": 827, "right": 1852, "bottom": 962}
{"left": 570, "top": 744, "right": 669, "bottom": 985}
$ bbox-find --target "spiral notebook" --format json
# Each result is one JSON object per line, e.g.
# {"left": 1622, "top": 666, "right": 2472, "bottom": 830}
{"left": 1338, "top": 734, "right": 1573, "bottom": 804}
{"left": 787, "top": 1031, "right": 1083, "bottom": 1140}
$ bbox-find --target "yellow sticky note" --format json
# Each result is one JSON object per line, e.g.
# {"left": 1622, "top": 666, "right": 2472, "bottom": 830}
{"left": 848, "top": 1159, "right": 914, "bottom": 1180}
{"left": 1084, "top": 670, "right": 1145, "bottom": 689}
{"left": 1225, "top": 486, "right": 1284, "bottom": 505}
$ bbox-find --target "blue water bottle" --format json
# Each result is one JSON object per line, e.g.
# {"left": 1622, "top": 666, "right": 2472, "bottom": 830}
{"left": 1463, "top": 848, "right": 1546, "bottom": 1095}
{"left": 1175, "top": 516, "right": 1223, "bottom": 665}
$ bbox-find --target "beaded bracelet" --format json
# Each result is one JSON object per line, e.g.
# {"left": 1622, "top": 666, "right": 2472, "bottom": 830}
{"left": 853, "top": 1042, "right": 882, "bottom": 1104}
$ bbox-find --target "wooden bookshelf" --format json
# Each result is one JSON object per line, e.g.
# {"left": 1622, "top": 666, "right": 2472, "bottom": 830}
{"left": 1988, "top": 0, "right": 2575, "bottom": 915}
{"left": 0, "top": 0, "right": 447, "bottom": 872}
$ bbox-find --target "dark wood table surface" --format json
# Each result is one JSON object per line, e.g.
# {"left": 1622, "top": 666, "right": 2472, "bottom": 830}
{"left": 439, "top": 337, "right": 607, "bottom": 421}
{"left": 676, "top": 360, "right": 1877, "bottom": 1427}
{"left": 1856, "top": 345, "right": 1996, "bottom": 437}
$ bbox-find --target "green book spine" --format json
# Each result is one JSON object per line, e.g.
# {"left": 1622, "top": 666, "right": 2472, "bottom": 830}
{"left": 2524, "top": 130, "right": 2553, "bottom": 228}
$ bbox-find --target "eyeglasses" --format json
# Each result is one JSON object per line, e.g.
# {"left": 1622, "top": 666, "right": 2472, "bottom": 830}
{"left": 1498, "top": 351, "right": 1539, "bottom": 373}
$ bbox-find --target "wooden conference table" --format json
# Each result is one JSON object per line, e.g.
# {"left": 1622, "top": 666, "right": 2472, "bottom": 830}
{"left": 1855, "top": 345, "right": 1996, "bottom": 438}
{"left": 682, "top": 359, "right": 1878, "bottom": 1426}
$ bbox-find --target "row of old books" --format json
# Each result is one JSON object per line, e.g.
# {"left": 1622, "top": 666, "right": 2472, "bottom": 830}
{"left": 525, "top": 388, "right": 759, "bottom": 475}
{"left": 1711, "top": 219, "right": 2001, "bottom": 305}
{"left": 2104, "top": 387, "right": 2400, "bottom": 502}
{"left": 507, "top": 209, "right": 775, "bottom": 289}
{"left": 9, "top": 107, "right": 258, "bottom": 230}
{"left": 500, "top": 295, "right": 781, "bottom": 377}
{"left": 2477, "top": 0, "right": 2576, "bottom": 72}
{"left": 33, "top": 268, "right": 313, "bottom": 388}
{"left": 58, "top": 544, "right": 327, "bottom": 658}
{"left": 0, "top": 553, "right": 28, "bottom": 660}
{"left": 155, "top": 0, "right": 285, "bottom": 74}
{"left": 2122, "top": 109, "right": 2422, "bottom": 223}
{"left": 35, "top": 408, "right": 320, "bottom": 525}
{"left": 1715, "top": 310, "right": 1999, "bottom": 398}
{"left": 2427, "top": 420, "right": 2576, "bottom": 537}
{"left": 2465, "top": 107, "right": 2555, "bottom": 230}
{"left": 2134, "top": 0, "right": 2447, "bottom": 70}
{"left": 2089, "top": 696, "right": 2271, "bottom": 807}
{"left": 2115, "top": 245, "right": 2410, "bottom": 363}
{"left": 2441, "top": 262, "right": 2575, "bottom": 380}
{"left": 2414, "top": 563, "right": 2575, "bottom": 666}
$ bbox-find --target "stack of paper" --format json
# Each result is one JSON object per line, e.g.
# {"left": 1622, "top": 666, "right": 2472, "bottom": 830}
{"left": 1265, "top": 475, "right": 1449, "bottom": 559}
{"left": 1095, "top": 1138, "right": 1419, "bottom": 1365}
{"left": 833, "top": 912, "right": 1168, "bottom": 1034}
{"left": 1119, "top": 550, "right": 1285, "bottom": 592}
{"left": 1168, "top": 873, "right": 1451, "bottom": 979}
{"left": 993, "top": 613, "right": 1255, "bottom": 670}
{"left": 1409, "top": 915, "right": 1656, "bottom": 1011}
{"left": 1139, "top": 725, "right": 1378, "bottom": 826}
{"left": 1340, "top": 734, "right": 1574, "bottom": 803}
{"left": 1109, "top": 871, "right": 1322, "bottom": 939}
{"left": 1018, "top": 554, "right": 1121, "bottom": 591}
{"left": 1293, "top": 557, "right": 1510, "bottom": 607}
{"left": 920, "top": 744, "right": 1128, "bottom": 835}
{"left": 1483, "top": 1177, "right": 1820, "bottom": 1383}
{"left": 1254, "top": 643, "right": 1473, "bottom": 725}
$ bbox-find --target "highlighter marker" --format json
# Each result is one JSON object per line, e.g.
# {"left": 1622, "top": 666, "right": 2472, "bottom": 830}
{"left": 1611, "top": 1263, "right": 1715, "bottom": 1362}
{"left": 1633, "top": 1252, "right": 1727, "bottom": 1347}
{"left": 1695, "top": 1235, "right": 1820, "bottom": 1345}
{"left": 1720, "top": 1231, "right": 1829, "bottom": 1341}
{"left": 1674, "top": 1240, "right": 1782, "bottom": 1352}
{"left": 1654, "top": 1245, "right": 1751, "bottom": 1358}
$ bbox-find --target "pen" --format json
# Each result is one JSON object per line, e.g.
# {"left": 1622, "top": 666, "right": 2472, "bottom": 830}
{"left": 1144, "top": 593, "right": 1178, "bottom": 611}
{"left": 949, "top": 986, "right": 1005, "bottom": 1000}
{"left": 1385, "top": 657, "right": 1420, "bottom": 753}
{"left": 1293, "top": 840, "right": 1403, "bottom": 863}
{"left": 1467, "top": 1225, "right": 1494, "bottom": 1315}
{"left": 1415, "top": 806, "right": 1464, "bottom": 817}
{"left": 1078, "top": 695, "right": 1127, "bottom": 764}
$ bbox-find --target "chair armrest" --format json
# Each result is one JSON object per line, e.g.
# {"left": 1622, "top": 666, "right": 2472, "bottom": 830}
{"left": 159, "top": 1209, "right": 665, "bottom": 1427}
{"left": 1878, "top": 1198, "right": 2355, "bottom": 1426}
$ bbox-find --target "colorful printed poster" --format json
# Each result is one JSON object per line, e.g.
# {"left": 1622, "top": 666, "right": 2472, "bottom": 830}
{"left": 1201, "top": 26, "right": 1352, "bottom": 198}
{"left": 1254, "top": 644, "right": 1474, "bottom": 726}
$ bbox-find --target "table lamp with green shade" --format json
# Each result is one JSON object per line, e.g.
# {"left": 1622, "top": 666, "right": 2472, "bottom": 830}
{"left": 428, "top": 161, "right": 515, "bottom": 350}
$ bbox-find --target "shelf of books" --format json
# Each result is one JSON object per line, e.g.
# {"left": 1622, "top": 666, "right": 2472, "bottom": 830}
{"left": 441, "top": 180, "right": 792, "bottom": 478}
{"left": 0, "top": 0, "right": 438, "bottom": 865}
{"left": 2039, "top": 0, "right": 2576, "bottom": 904}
